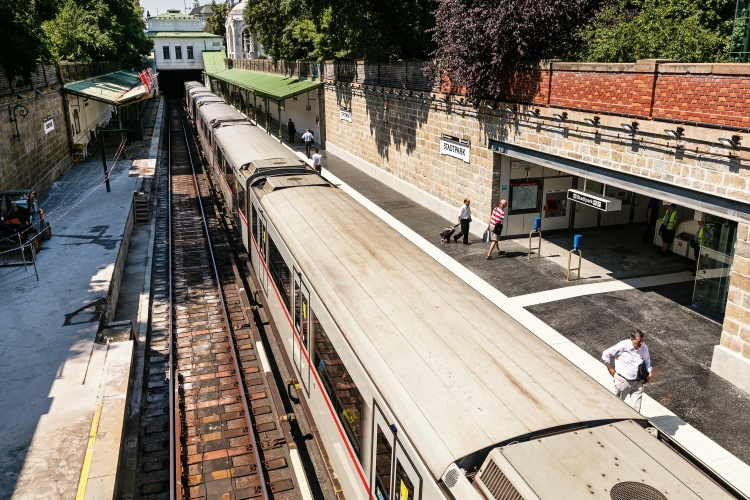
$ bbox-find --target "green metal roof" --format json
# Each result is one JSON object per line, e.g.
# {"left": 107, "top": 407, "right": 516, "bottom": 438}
{"left": 146, "top": 31, "right": 221, "bottom": 38}
{"left": 63, "top": 71, "right": 151, "bottom": 106}
{"left": 202, "top": 52, "right": 322, "bottom": 101}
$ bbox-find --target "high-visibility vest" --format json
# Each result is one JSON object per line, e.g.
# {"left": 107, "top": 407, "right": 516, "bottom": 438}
{"left": 695, "top": 226, "right": 707, "bottom": 245}
{"left": 663, "top": 210, "right": 678, "bottom": 230}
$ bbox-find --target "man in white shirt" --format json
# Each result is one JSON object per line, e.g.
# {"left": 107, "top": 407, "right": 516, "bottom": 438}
{"left": 452, "top": 198, "right": 472, "bottom": 244}
{"left": 312, "top": 148, "right": 323, "bottom": 174}
{"left": 602, "top": 329, "right": 653, "bottom": 412}
{"left": 301, "top": 129, "right": 314, "bottom": 158}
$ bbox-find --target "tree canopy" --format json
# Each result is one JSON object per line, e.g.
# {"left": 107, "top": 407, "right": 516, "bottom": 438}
{"left": 573, "top": 0, "right": 736, "bottom": 62}
{"left": 243, "top": 0, "right": 436, "bottom": 61}
{"left": 431, "top": 0, "right": 604, "bottom": 102}
{"left": 1, "top": 0, "right": 56, "bottom": 85}
{"left": 204, "top": 0, "right": 229, "bottom": 38}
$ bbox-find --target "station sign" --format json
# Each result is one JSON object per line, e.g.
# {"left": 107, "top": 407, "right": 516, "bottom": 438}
{"left": 43, "top": 116, "right": 54, "bottom": 134}
{"left": 440, "top": 134, "right": 470, "bottom": 163}
{"left": 567, "top": 189, "right": 622, "bottom": 212}
{"left": 339, "top": 108, "right": 352, "bottom": 122}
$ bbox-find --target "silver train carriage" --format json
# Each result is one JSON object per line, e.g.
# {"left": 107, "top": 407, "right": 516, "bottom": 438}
{"left": 186, "top": 86, "right": 740, "bottom": 500}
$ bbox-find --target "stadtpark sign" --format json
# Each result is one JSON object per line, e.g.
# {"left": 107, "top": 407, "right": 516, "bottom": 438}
{"left": 440, "top": 134, "right": 470, "bottom": 163}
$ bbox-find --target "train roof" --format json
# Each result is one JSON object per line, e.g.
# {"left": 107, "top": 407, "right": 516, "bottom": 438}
{"left": 214, "top": 126, "right": 306, "bottom": 173}
{"left": 197, "top": 103, "right": 245, "bottom": 124}
{"left": 260, "top": 185, "right": 640, "bottom": 480}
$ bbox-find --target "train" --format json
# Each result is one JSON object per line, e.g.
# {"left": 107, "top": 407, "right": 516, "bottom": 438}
{"left": 184, "top": 82, "right": 741, "bottom": 500}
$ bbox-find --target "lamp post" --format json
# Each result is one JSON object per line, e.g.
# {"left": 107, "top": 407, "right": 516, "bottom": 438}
{"left": 9, "top": 103, "right": 29, "bottom": 141}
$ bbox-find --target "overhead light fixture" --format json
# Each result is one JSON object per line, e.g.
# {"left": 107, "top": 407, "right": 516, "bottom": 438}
{"left": 16, "top": 93, "right": 23, "bottom": 100}
{"left": 553, "top": 112, "right": 568, "bottom": 122}
{"left": 526, "top": 109, "right": 540, "bottom": 118}
{"left": 385, "top": 89, "right": 393, "bottom": 95}
{"left": 584, "top": 116, "right": 600, "bottom": 127}
{"left": 621, "top": 121, "right": 639, "bottom": 134}
{"left": 504, "top": 105, "right": 516, "bottom": 114}
{"left": 366, "top": 87, "right": 374, "bottom": 93}
{"left": 486, "top": 102, "right": 496, "bottom": 110}
{"left": 34, "top": 89, "right": 42, "bottom": 95}
{"left": 664, "top": 127, "right": 684, "bottom": 139}
{"left": 376, "top": 88, "right": 383, "bottom": 95}
{"left": 718, "top": 135, "right": 742, "bottom": 149}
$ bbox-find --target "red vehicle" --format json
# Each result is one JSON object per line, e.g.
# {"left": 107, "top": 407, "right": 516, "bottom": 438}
{"left": 0, "top": 190, "right": 51, "bottom": 250}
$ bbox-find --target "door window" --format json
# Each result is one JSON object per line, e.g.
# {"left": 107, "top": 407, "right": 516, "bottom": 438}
{"left": 394, "top": 461, "right": 415, "bottom": 500}
{"left": 374, "top": 426, "right": 392, "bottom": 500}
{"left": 294, "top": 280, "right": 309, "bottom": 350}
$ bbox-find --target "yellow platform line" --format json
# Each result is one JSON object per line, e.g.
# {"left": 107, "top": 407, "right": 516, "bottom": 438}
{"left": 76, "top": 400, "right": 103, "bottom": 500}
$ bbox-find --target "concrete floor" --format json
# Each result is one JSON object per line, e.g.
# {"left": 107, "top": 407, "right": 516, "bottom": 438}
{"left": 322, "top": 151, "right": 750, "bottom": 466}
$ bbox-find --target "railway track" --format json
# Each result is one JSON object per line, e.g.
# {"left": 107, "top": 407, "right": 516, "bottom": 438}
{"left": 133, "top": 102, "right": 302, "bottom": 500}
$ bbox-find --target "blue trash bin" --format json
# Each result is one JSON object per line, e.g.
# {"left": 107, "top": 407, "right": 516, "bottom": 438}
{"left": 573, "top": 234, "right": 582, "bottom": 251}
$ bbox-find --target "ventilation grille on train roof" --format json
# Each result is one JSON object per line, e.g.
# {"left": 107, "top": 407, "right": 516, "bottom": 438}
{"left": 478, "top": 460, "right": 524, "bottom": 500}
{"left": 610, "top": 482, "right": 667, "bottom": 500}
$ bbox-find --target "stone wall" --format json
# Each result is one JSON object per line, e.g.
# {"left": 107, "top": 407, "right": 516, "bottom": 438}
{"left": 0, "top": 88, "right": 72, "bottom": 194}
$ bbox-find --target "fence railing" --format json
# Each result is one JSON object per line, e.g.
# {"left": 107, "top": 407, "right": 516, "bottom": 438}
{"left": 57, "top": 61, "right": 124, "bottom": 85}
{"left": 228, "top": 58, "right": 440, "bottom": 92}
{"left": 0, "top": 235, "right": 39, "bottom": 287}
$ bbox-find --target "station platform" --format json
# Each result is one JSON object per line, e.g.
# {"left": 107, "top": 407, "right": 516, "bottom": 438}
{"left": 311, "top": 150, "right": 750, "bottom": 496}
{"left": 0, "top": 99, "right": 162, "bottom": 499}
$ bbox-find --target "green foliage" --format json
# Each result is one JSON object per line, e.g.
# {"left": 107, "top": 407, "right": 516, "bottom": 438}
{"left": 43, "top": 0, "right": 151, "bottom": 65}
{"left": 0, "top": 0, "right": 56, "bottom": 85}
{"left": 574, "top": 0, "right": 735, "bottom": 62}
{"left": 204, "top": 0, "right": 228, "bottom": 38}
{"left": 243, "top": 0, "right": 435, "bottom": 61}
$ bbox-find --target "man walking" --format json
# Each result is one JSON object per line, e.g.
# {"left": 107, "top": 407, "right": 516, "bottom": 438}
{"left": 602, "top": 329, "right": 652, "bottom": 412}
{"left": 312, "top": 148, "right": 323, "bottom": 174}
{"left": 287, "top": 119, "right": 296, "bottom": 144}
{"left": 453, "top": 198, "right": 472, "bottom": 245}
{"left": 658, "top": 203, "right": 678, "bottom": 256}
{"left": 642, "top": 197, "right": 659, "bottom": 243}
{"left": 302, "top": 129, "right": 314, "bottom": 158}
{"left": 486, "top": 199, "right": 507, "bottom": 259}
{"left": 690, "top": 219, "right": 711, "bottom": 275}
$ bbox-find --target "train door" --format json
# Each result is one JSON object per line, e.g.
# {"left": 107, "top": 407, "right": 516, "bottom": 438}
{"left": 258, "top": 212, "right": 268, "bottom": 296}
{"left": 293, "top": 270, "right": 311, "bottom": 394}
{"left": 371, "top": 408, "right": 395, "bottom": 500}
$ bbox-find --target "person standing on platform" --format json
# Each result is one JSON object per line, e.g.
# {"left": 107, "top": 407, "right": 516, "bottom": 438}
{"left": 312, "top": 148, "right": 323, "bottom": 174}
{"left": 302, "top": 129, "right": 314, "bottom": 158}
{"left": 602, "top": 329, "right": 652, "bottom": 412}
{"left": 287, "top": 119, "right": 296, "bottom": 145}
{"left": 690, "top": 220, "right": 711, "bottom": 275}
{"left": 453, "top": 198, "right": 472, "bottom": 245}
{"left": 642, "top": 197, "right": 659, "bottom": 243}
{"left": 658, "top": 203, "right": 679, "bottom": 256}
{"left": 486, "top": 199, "right": 507, "bottom": 259}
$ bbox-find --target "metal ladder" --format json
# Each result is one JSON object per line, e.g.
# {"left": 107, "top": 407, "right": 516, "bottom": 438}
{"left": 133, "top": 192, "right": 150, "bottom": 223}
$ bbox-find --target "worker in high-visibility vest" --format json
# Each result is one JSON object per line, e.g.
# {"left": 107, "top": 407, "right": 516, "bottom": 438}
{"left": 658, "top": 203, "right": 678, "bottom": 256}
{"left": 690, "top": 220, "right": 711, "bottom": 274}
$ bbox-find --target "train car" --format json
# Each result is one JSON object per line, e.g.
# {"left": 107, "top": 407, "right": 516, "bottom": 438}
{"left": 190, "top": 87, "right": 740, "bottom": 500}
{"left": 194, "top": 102, "right": 247, "bottom": 208}
{"left": 239, "top": 174, "right": 738, "bottom": 500}
{"left": 213, "top": 125, "right": 310, "bottom": 244}
{"left": 184, "top": 81, "right": 205, "bottom": 105}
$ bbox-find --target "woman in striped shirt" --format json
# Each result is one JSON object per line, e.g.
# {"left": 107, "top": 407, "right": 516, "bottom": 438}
{"left": 486, "top": 199, "right": 507, "bottom": 260}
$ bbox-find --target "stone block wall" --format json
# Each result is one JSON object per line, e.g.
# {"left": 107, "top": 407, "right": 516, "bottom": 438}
{"left": 0, "top": 88, "right": 72, "bottom": 194}
{"left": 724, "top": 223, "right": 750, "bottom": 358}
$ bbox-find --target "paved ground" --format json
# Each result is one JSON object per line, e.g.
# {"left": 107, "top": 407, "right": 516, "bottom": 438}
{"left": 321, "top": 151, "right": 750, "bottom": 467}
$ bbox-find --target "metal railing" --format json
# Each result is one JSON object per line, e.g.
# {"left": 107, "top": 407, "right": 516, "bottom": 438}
{"left": 0, "top": 235, "right": 39, "bottom": 287}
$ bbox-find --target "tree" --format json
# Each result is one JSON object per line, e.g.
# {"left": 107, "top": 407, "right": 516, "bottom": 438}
{"left": 0, "top": 0, "right": 57, "bottom": 85}
{"left": 431, "top": 0, "right": 604, "bottom": 102}
{"left": 43, "top": 0, "right": 152, "bottom": 65}
{"left": 574, "top": 0, "right": 735, "bottom": 62}
{"left": 205, "top": 0, "right": 228, "bottom": 38}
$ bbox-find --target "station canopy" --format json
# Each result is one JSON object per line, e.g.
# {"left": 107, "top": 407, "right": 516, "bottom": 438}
{"left": 63, "top": 71, "right": 153, "bottom": 107}
{"left": 202, "top": 50, "right": 321, "bottom": 101}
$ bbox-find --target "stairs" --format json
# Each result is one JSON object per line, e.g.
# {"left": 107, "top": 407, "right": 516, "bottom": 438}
{"left": 133, "top": 192, "right": 150, "bottom": 223}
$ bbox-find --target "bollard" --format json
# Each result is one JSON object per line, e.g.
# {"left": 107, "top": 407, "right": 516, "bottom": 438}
{"left": 528, "top": 216, "right": 542, "bottom": 259}
{"left": 567, "top": 234, "right": 583, "bottom": 281}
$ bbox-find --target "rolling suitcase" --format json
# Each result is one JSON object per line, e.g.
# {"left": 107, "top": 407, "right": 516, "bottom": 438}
{"left": 440, "top": 224, "right": 458, "bottom": 243}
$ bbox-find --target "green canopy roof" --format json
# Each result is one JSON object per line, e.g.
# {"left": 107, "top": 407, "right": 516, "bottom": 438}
{"left": 202, "top": 51, "right": 322, "bottom": 101}
{"left": 63, "top": 71, "right": 152, "bottom": 106}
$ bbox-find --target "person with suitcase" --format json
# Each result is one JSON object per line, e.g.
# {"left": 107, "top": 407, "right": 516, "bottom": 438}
{"left": 453, "top": 198, "right": 472, "bottom": 244}
{"left": 486, "top": 199, "right": 507, "bottom": 259}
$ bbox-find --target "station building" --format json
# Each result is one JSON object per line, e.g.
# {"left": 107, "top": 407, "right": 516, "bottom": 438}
{"left": 225, "top": 0, "right": 265, "bottom": 60}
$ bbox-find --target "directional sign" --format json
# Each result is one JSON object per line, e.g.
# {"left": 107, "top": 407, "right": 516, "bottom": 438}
{"left": 567, "top": 189, "right": 622, "bottom": 212}
{"left": 440, "top": 134, "right": 470, "bottom": 163}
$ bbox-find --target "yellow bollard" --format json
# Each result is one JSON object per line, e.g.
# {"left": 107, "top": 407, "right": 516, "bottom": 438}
{"left": 567, "top": 249, "right": 582, "bottom": 281}
{"left": 528, "top": 230, "right": 542, "bottom": 259}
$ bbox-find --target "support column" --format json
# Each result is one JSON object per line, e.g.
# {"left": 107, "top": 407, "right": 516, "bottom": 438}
{"left": 712, "top": 221, "right": 750, "bottom": 394}
{"left": 253, "top": 93, "right": 257, "bottom": 124}
{"left": 277, "top": 100, "right": 282, "bottom": 143}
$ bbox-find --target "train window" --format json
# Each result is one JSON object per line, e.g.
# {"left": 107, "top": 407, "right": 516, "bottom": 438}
{"left": 267, "top": 236, "right": 291, "bottom": 311}
{"left": 313, "top": 318, "right": 364, "bottom": 458}
{"left": 216, "top": 147, "right": 223, "bottom": 171}
{"left": 237, "top": 183, "right": 245, "bottom": 222}
{"left": 252, "top": 205, "right": 258, "bottom": 243}
{"left": 394, "top": 461, "right": 414, "bottom": 500}
{"left": 374, "top": 426, "right": 392, "bottom": 500}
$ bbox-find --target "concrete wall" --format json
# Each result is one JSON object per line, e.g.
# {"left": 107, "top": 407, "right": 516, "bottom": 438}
{"left": 0, "top": 87, "right": 72, "bottom": 194}
{"left": 105, "top": 199, "right": 136, "bottom": 325}
{"left": 67, "top": 94, "right": 114, "bottom": 152}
